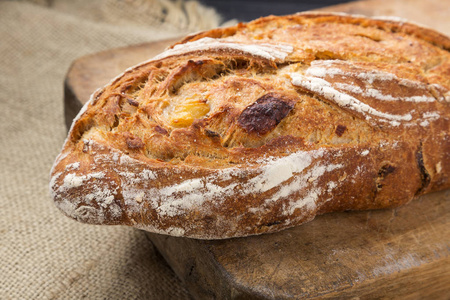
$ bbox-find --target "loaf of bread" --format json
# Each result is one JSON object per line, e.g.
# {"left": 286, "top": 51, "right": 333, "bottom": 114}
{"left": 50, "top": 12, "right": 450, "bottom": 239}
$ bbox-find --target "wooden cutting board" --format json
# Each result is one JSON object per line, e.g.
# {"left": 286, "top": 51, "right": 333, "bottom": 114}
{"left": 64, "top": 0, "right": 450, "bottom": 298}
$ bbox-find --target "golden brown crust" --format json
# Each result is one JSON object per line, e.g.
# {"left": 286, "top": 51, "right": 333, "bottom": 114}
{"left": 50, "top": 12, "right": 450, "bottom": 239}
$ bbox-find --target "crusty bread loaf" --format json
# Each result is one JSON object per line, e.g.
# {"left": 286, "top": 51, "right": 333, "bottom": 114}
{"left": 50, "top": 12, "right": 450, "bottom": 239}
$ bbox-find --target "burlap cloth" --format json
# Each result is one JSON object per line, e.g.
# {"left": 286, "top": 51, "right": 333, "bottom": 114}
{"left": 0, "top": 1, "right": 225, "bottom": 298}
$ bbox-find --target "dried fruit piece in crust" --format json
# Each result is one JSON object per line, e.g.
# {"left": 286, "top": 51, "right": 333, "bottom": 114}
{"left": 50, "top": 12, "right": 450, "bottom": 239}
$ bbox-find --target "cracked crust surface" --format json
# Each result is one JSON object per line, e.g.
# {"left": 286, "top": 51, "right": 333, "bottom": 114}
{"left": 50, "top": 12, "right": 450, "bottom": 239}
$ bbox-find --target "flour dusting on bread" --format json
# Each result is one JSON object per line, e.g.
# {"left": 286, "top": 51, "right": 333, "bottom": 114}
{"left": 290, "top": 73, "right": 413, "bottom": 126}
{"left": 306, "top": 60, "right": 437, "bottom": 103}
{"left": 50, "top": 12, "right": 450, "bottom": 239}
{"left": 153, "top": 37, "right": 294, "bottom": 62}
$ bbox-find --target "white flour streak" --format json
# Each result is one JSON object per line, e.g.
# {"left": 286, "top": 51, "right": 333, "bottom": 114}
{"left": 422, "top": 111, "right": 440, "bottom": 120}
{"left": 333, "top": 82, "right": 435, "bottom": 103}
{"left": 149, "top": 150, "right": 324, "bottom": 217}
{"left": 153, "top": 37, "right": 293, "bottom": 62}
{"left": 307, "top": 60, "right": 432, "bottom": 91}
{"left": 285, "top": 188, "right": 322, "bottom": 216}
{"left": 54, "top": 168, "right": 120, "bottom": 224}
{"left": 65, "top": 162, "right": 80, "bottom": 171}
{"left": 250, "top": 150, "right": 315, "bottom": 193}
{"left": 279, "top": 163, "right": 343, "bottom": 215}
{"left": 290, "top": 73, "right": 413, "bottom": 125}
{"left": 62, "top": 172, "right": 105, "bottom": 190}
{"left": 420, "top": 111, "right": 441, "bottom": 127}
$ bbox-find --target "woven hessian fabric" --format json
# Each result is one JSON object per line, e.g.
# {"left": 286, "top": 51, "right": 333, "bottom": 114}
{"left": 0, "top": 1, "right": 223, "bottom": 298}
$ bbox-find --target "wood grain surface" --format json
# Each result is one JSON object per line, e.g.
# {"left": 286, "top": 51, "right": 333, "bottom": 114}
{"left": 147, "top": 190, "right": 450, "bottom": 299}
{"left": 64, "top": 0, "right": 450, "bottom": 298}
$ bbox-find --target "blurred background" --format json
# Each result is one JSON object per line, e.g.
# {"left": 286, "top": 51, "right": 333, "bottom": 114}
{"left": 200, "top": 0, "right": 356, "bottom": 21}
